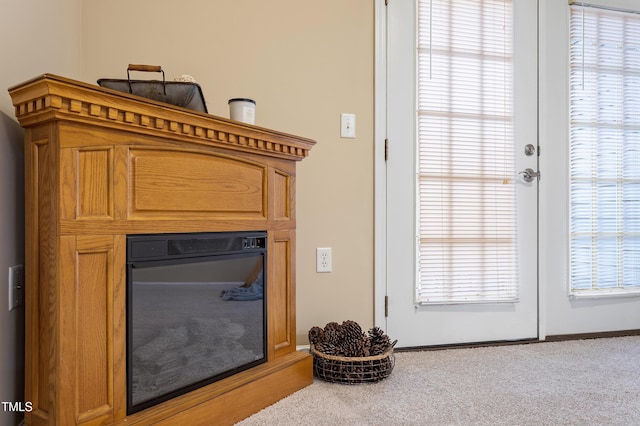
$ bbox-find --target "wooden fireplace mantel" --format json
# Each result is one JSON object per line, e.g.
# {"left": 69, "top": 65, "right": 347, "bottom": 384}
{"left": 9, "top": 74, "right": 316, "bottom": 426}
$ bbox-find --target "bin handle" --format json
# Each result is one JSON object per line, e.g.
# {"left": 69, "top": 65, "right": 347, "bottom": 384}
{"left": 126, "top": 64, "right": 166, "bottom": 95}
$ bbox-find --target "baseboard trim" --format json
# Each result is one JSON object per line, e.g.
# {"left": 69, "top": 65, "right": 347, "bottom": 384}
{"left": 395, "top": 338, "right": 539, "bottom": 353}
{"left": 544, "top": 329, "right": 640, "bottom": 342}
{"left": 395, "top": 329, "right": 640, "bottom": 353}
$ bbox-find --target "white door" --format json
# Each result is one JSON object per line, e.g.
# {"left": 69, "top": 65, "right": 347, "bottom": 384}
{"left": 384, "top": 0, "right": 539, "bottom": 347}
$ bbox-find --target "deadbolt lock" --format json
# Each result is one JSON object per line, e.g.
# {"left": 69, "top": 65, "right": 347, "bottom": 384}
{"left": 524, "top": 144, "right": 536, "bottom": 156}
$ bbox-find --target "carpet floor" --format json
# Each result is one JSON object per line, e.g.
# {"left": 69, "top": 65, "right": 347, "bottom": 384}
{"left": 236, "top": 336, "right": 640, "bottom": 425}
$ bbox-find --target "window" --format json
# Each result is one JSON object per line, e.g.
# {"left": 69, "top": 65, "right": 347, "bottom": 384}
{"left": 569, "top": 3, "right": 640, "bottom": 295}
{"left": 416, "top": 0, "right": 518, "bottom": 303}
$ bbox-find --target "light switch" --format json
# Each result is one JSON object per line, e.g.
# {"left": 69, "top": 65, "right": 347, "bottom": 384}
{"left": 341, "top": 113, "right": 356, "bottom": 139}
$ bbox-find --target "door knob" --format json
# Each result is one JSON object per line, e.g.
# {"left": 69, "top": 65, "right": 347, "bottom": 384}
{"left": 519, "top": 168, "right": 540, "bottom": 182}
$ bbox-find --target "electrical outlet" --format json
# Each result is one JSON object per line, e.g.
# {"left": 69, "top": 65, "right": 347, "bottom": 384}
{"left": 8, "top": 264, "right": 24, "bottom": 311}
{"left": 316, "top": 248, "right": 332, "bottom": 273}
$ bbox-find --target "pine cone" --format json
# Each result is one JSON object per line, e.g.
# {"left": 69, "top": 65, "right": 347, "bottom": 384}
{"left": 323, "top": 322, "right": 343, "bottom": 345}
{"left": 368, "top": 326, "right": 386, "bottom": 339}
{"left": 308, "top": 326, "right": 325, "bottom": 345}
{"left": 341, "top": 320, "right": 363, "bottom": 336}
{"left": 341, "top": 320, "right": 365, "bottom": 344}
{"left": 344, "top": 339, "right": 368, "bottom": 357}
{"left": 315, "top": 342, "right": 339, "bottom": 356}
{"left": 368, "top": 327, "right": 393, "bottom": 355}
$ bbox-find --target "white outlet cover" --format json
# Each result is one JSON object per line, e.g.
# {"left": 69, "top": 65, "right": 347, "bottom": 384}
{"left": 316, "top": 247, "right": 332, "bottom": 273}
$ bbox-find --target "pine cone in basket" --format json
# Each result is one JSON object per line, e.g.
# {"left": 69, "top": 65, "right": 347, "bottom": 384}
{"left": 343, "top": 339, "right": 368, "bottom": 357}
{"left": 368, "top": 326, "right": 393, "bottom": 355}
{"left": 308, "top": 326, "right": 325, "bottom": 346}
{"left": 323, "top": 322, "right": 343, "bottom": 345}
{"left": 341, "top": 320, "right": 363, "bottom": 337}
{"left": 342, "top": 320, "right": 365, "bottom": 342}
{"left": 315, "top": 342, "right": 339, "bottom": 356}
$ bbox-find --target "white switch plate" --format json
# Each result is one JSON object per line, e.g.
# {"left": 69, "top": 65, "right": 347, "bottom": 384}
{"left": 316, "top": 247, "right": 332, "bottom": 273}
{"left": 341, "top": 113, "right": 356, "bottom": 138}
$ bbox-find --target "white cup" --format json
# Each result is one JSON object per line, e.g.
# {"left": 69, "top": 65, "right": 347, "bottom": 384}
{"left": 228, "top": 98, "right": 256, "bottom": 125}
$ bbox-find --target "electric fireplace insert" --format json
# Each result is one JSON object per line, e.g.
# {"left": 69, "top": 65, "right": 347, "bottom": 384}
{"left": 126, "top": 231, "right": 267, "bottom": 414}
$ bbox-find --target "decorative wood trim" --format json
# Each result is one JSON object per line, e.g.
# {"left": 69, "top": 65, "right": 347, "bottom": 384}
{"left": 9, "top": 74, "right": 316, "bottom": 162}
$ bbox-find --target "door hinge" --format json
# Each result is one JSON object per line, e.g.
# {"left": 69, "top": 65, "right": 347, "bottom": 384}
{"left": 385, "top": 138, "right": 389, "bottom": 161}
{"left": 385, "top": 295, "right": 389, "bottom": 317}
{"left": 385, "top": 0, "right": 389, "bottom": 6}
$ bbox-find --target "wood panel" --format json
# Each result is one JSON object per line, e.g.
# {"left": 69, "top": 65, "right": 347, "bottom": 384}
{"left": 76, "top": 238, "right": 111, "bottom": 418}
{"left": 78, "top": 148, "right": 113, "bottom": 218}
{"left": 60, "top": 147, "right": 115, "bottom": 220}
{"left": 112, "top": 235, "right": 128, "bottom": 420}
{"left": 36, "top": 141, "right": 51, "bottom": 418}
{"left": 269, "top": 230, "right": 295, "bottom": 356}
{"left": 59, "top": 236, "right": 118, "bottom": 425}
{"left": 129, "top": 149, "right": 266, "bottom": 218}
{"left": 27, "top": 133, "right": 54, "bottom": 426}
{"left": 272, "top": 170, "right": 290, "bottom": 220}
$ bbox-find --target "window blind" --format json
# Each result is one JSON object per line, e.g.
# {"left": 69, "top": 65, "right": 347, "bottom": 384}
{"left": 569, "top": 4, "right": 640, "bottom": 294}
{"left": 416, "top": 0, "right": 518, "bottom": 304}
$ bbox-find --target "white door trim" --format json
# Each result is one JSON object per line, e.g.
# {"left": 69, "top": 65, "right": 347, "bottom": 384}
{"left": 374, "top": 0, "right": 388, "bottom": 329}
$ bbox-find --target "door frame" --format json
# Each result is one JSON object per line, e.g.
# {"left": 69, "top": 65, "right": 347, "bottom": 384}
{"left": 374, "top": 0, "right": 389, "bottom": 330}
{"left": 373, "top": 0, "right": 548, "bottom": 340}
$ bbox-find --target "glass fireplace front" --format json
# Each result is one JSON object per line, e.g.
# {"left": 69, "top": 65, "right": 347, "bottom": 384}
{"left": 126, "top": 231, "right": 267, "bottom": 414}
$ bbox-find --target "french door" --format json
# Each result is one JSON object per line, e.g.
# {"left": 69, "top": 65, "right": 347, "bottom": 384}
{"left": 383, "top": 0, "right": 539, "bottom": 347}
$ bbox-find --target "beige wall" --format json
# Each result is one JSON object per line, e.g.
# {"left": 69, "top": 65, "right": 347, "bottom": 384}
{"left": 80, "top": 0, "right": 375, "bottom": 345}
{"left": 0, "top": 1, "right": 82, "bottom": 424}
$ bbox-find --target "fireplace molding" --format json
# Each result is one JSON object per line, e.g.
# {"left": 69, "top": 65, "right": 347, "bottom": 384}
{"left": 9, "top": 74, "right": 315, "bottom": 426}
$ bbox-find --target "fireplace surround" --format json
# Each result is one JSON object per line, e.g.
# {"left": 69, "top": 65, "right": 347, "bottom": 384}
{"left": 9, "top": 75, "right": 315, "bottom": 425}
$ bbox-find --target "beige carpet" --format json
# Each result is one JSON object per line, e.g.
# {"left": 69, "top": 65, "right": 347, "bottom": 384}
{"left": 236, "top": 336, "right": 640, "bottom": 425}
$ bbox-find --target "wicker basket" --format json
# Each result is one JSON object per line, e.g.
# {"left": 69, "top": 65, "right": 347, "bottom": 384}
{"left": 310, "top": 343, "right": 396, "bottom": 384}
